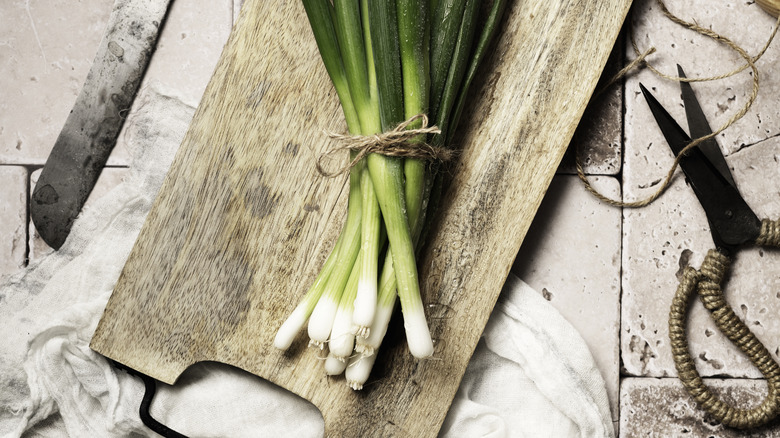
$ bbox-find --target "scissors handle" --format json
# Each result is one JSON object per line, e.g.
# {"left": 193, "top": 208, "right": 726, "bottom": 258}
{"left": 669, "top": 219, "right": 780, "bottom": 429}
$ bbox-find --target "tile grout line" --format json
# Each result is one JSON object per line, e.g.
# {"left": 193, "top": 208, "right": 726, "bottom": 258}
{"left": 617, "top": 18, "right": 628, "bottom": 435}
{"left": 23, "top": 165, "right": 32, "bottom": 267}
{"left": 0, "top": 164, "right": 131, "bottom": 168}
{"left": 623, "top": 375, "right": 777, "bottom": 382}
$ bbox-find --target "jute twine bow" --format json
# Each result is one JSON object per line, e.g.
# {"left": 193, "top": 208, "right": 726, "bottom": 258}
{"left": 669, "top": 220, "right": 780, "bottom": 428}
{"left": 316, "top": 114, "right": 450, "bottom": 177}
{"left": 577, "top": 0, "right": 780, "bottom": 208}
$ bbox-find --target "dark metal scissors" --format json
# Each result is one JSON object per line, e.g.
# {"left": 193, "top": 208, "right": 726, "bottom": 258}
{"left": 641, "top": 65, "right": 780, "bottom": 429}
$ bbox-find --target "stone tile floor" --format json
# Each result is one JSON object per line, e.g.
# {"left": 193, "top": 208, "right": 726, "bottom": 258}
{"left": 2, "top": 0, "right": 780, "bottom": 436}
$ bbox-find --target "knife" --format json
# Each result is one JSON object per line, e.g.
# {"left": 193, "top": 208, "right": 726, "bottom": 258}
{"left": 31, "top": 0, "right": 172, "bottom": 250}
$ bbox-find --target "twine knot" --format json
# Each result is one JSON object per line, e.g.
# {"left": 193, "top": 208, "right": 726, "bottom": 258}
{"left": 316, "top": 114, "right": 451, "bottom": 177}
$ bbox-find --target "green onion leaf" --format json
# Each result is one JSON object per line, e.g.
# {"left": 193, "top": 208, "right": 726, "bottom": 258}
{"left": 434, "top": 0, "right": 480, "bottom": 139}
{"left": 333, "top": 0, "right": 373, "bottom": 132}
{"left": 429, "top": 0, "right": 467, "bottom": 122}
{"left": 397, "top": 0, "right": 431, "bottom": 121}
{"left": 301, "top": 0, "right": 361, "bottom": 132}
{"left": 367, "top": 0, "right": 404, "bottom": 129}
{"left": 447, "top": 0, "right": 509, "bottom": 144}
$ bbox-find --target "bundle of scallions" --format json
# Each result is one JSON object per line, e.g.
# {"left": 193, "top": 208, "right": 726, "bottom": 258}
{"left": 274, "top": 0, "right": 507, "bottom": 390}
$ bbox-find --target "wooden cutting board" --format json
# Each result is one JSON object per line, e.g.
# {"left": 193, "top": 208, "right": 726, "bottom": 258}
{"left": 91, "top": 0, "right": 631, "bottom": 436}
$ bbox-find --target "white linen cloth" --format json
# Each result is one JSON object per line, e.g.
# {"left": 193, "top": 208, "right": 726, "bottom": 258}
{"left": 0, "top": 88, "right": 614, "bottom": 438}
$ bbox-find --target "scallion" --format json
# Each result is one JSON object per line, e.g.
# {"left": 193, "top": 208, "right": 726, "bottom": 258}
{"left": 275, "top": 0, "right": 508, "bottom": 390}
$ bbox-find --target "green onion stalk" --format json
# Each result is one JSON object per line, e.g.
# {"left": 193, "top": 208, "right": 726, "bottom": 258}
{"left": 274, "top": 0, "right": 508, "bottom": 390}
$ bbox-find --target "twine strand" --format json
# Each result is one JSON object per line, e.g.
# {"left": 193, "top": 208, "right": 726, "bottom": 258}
{"left": 316, "top": 114, "right": 448, "bottom": 177}
{"left": 592, "top": 47, "right": 657, "bottom": 99}
{"left": 577, "top": 0, "right": 780, "bottom": 208}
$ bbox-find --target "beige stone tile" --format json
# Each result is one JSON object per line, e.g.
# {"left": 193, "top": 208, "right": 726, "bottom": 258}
{"left": 622, "top": 8, "right": 780, "bottom": 379}
{"left": 620, "top": 377, "right": 780, "bottom": 436}
{"left": 28, "top": 167, "right": 129, "bottom": 261}
{"left": 623, "top": 0, "right": 779, "bottom": 219}
{"left": 0, "top": 166, "right": 28, "bottom": 280}
{"left": 622, "top": 0, "right": 780, "bottom": 378}
{"left": 622, "top": 135, "right": 780, "bottom": 378}
{"left": 0, "top": 0, "right": 113, "bottom": 165}
{"left": 139, "top": 0, "right": 232, "bottom": 106}
{"left": 512, "top": 175, "right": 621, "bottom": 424}
{"left": 1, "top": 0, "right": 232, "bottom": 166}
{"left": 625, "top": 0, "right": 780, "bottom": 162}
{"left": 559, "top": 31, "right": 624, "bottom": 176}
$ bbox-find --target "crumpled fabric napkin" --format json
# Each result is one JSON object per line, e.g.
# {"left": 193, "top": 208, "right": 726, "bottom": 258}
{"left": 0, "top": 87, "right": 614, "bottom": 438}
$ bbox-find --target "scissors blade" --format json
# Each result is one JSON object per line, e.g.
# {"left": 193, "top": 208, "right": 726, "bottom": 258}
{"left": 639, "top": 83, "right": 690, "bottom": 157}
{"left": 639, "top": 83, "right": 761, "bottom": 252}
{"left": 677, "top": 64, "right": 737, "bottom": 188}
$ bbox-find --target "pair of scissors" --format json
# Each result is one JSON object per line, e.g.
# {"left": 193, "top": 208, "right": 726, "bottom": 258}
{"left": 641, "top": 65, "right": 780, "bottom": 429}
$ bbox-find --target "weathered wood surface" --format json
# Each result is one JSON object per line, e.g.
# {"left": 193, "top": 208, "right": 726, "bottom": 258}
{"left": 91, "top": 0, "right": 632, "bottom": 436}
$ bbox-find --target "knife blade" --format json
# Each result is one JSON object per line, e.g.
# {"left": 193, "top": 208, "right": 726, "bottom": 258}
{"left": 31, "top": 0, "right": 172, "bottom": 250}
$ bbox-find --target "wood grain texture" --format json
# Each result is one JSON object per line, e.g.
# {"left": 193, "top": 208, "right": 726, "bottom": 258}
{"left": 91, "top": 0, "right": 632, "bottom": 436}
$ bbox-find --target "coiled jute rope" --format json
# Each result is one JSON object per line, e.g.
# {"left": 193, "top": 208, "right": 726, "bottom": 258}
{"left": 669, "top": 219, "right": 780, "bottom": 428}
